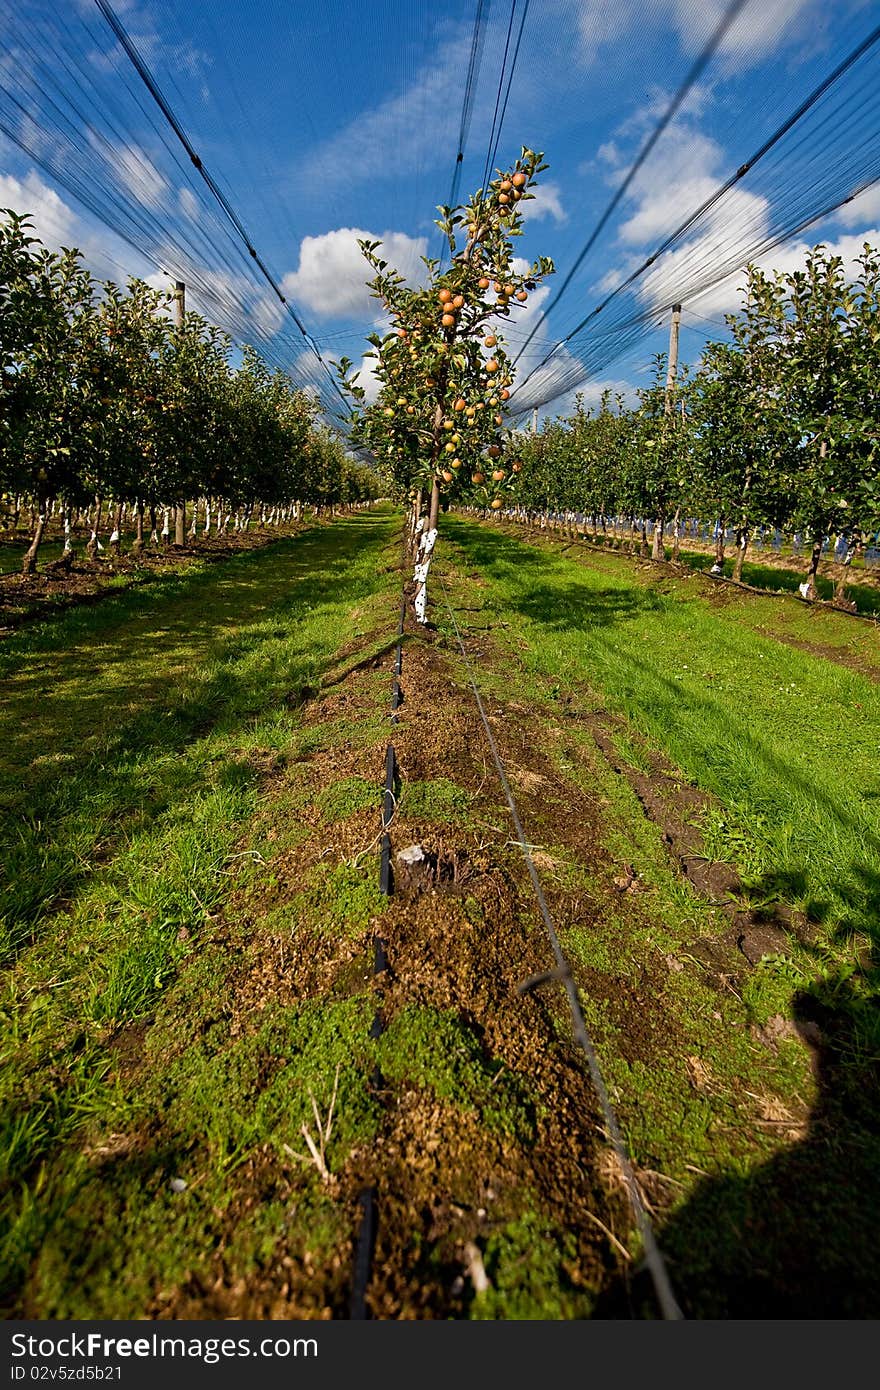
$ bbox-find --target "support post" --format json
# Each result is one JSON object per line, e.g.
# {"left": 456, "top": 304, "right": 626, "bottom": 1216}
{"left": 173, "top": 280, "right": 186, "bottom": 545}
{"left": 664, "top": 302, "right": 682, "bottom": 415}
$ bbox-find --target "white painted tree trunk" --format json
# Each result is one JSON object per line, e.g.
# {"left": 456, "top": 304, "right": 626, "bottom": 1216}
{"left": 413, "top": 525, "right": 437, "bottom": 625}
{"left": 161, "top": 508, "right": 170, "bottom": 542}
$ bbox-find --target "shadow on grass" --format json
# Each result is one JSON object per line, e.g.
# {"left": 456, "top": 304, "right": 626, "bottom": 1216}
{"left": 450, "top": 521, "right": 880, "bottom": 1315}
{"left": 0, "top": 513, "right": 396, "bottom": 962}
{"left": 602, "top": 955, "right": 880, "bottom": 1317}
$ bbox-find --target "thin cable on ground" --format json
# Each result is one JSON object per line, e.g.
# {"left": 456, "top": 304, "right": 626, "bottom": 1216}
{"left": 437, "top": 570, "right": 683, "bottom": 1321}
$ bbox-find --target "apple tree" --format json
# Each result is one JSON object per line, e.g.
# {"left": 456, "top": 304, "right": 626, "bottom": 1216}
{"left": 337, "top": 148, "right": 554, "bottom": 622}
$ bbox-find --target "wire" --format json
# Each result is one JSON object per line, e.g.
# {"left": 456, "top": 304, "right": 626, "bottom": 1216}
{"left": 439, "top": 571, "right": 683, "bottom": 1322}
{"left": 510, "top": 0, "right": 751, "bottom": 371}
{"left": 91, "top": 0, "right": 351, "bottom": 416}
{"left": 508, "top": 13, "right": 880, "bottom": 414}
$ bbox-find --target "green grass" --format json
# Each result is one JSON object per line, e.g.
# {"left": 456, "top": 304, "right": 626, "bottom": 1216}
{"left": 438, "top": 521, "right": 880, "bottom": 1314}
{"left": 0, "top": 508, "right": 401, "bottom": 1310}
{"left": 674, "top": 547, "right": 880, "bottom": 617}
{"left": 442, "top": 518, "right": 880, "bottom": 983}
{"left": 378, "top": 1007, "right": 535, "bottom": 1142}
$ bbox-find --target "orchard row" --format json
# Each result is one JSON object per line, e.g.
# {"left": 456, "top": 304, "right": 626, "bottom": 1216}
{"left": 0, "top": 212, "right": 379, "bottom": 572}
{"left": 505, "top": 245, "right": 879, "bottom": 601}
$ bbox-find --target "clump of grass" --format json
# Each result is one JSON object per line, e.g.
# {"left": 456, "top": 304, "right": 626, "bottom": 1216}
{"left": 315, "top": 776, "right": 380, "bottom": 822}
{"left": 469, "top": 1212, "right": 594, "bottom": 1320}
{"left": 293, "top": 862, "right": 386, "bottom": 938}
{"left": 400, "top": 778, "right": 473, "bottom": 823}
{"left": 378, "top": 1007, "right": 535, "bottom": 1141}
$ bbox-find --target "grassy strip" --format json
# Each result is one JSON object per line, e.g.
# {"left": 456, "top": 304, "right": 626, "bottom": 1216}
{"left": 435, "top": 536, "right": 880, "bottom": 1314}
{"left": 0, "top": 509, "right": 400, "bottom": 1311}
{"left": 441, "top": 517, "right": 880, "bottom": 1041}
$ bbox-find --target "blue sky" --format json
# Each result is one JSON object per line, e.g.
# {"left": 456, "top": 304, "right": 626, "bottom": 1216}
{"left": 1, "top": 0, "right": 879, "bottom": 421}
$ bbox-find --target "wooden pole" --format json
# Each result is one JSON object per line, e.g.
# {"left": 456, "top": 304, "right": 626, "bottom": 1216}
{"left": 664, "top": 302, "right": 682, "bottom": 415}
{"left": 173, "top": 281, "right": 186, "bottom": 544}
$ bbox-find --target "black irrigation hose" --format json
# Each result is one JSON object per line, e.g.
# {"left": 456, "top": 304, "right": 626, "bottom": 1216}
{"left": 349, "top": 590, "right": 406, "bottom": 1319}
{"left": 437, "top": 570, "right": 684, "bottom": 1322}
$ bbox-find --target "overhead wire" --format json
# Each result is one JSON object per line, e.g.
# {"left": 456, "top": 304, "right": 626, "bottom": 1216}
{"left": 509, "top": 0, "right": 751, "bottom": 372}
{"left": 0, "top": 0, "right": 350, "bottom": 416}
{"left": 90, "top": 0, "right": 350, "bottom": 417}
{"left": 508, "top": 18, "right": 880, "bottom": 413}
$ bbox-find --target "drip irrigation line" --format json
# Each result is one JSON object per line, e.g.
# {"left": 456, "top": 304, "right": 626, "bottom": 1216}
{"left": 510, "top": 0, "right": 750, "bottom": 372}
{"left": 350, "top": 584, "right": 406, "bottom": 1319}
{"left": 437, "top": 570, "right": 683, "bottom": 1321}
{"left": 91, "top": 0, "right": 351, "bottom": 418}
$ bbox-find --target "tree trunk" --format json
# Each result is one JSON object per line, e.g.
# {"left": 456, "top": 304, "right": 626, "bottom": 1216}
{"left": 174, "top": 502, "right": 186, "bottom": 546}
{"left": 651, "top": 512, "right": 665, "bottom": 561}
{"left": 799, "top": 537, "right": 823, "bottom": 602}
{"left": 21, "top": 500, "right": 48, "bottom": 575}
{"left": 671, "top": 507, "right": 681, "bottom": 562}
{"left": 732, "top": 528, "right": 750, "bottom": 583}
{"left": 161, "top": 507, "right": 170, "bottom": 544}
{"left": 86, "top": 496, "right": 103, "bottom": 560}
{"left": 109, "top": 500, "right": 123, "bottom": 555}
{"left": 428, "top": 476, "right": 440, "bottom": 532}
{"left": 132, "top": 498, "right": 145, "bottom": 555}
{"left": 832, "top": 534, "right": 858, "bottom": 607}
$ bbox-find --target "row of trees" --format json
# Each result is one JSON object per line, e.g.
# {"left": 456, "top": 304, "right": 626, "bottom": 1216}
{"left": 505, "top": 244, "right": 880, "bottom": 602}
{"left": 1, "top": 212, "right": 378, "bottom": 573}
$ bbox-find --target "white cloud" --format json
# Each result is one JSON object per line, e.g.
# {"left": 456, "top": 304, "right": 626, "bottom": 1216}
{"left": 635, "top": 183, "right": 771, "bottom": 314}
{"left": 351, "top": 351, "right": 382, "bottom": 405}
{"left": 670, "top": 225, "right": 880, "bottom": 319}
{"left": 615, "top": 128, "right": 722, "bottom": 246}
{"left": 519, "top": 180, "right": 567, "bottom": 224}
{"left": 178, "top": 186, "right": 199, "bottom": 220}
{"left": 670, "top": 0, "right": 817, "bottom": 62}
{"left": 300, "top": 29, "right": 473, "bottom": 188}
{"left": 569, "top": 0, "right": 819, "bottom": 69}
{"left": 834, "top": 181, "right": 880, "bottom": 229}
{"left": 282, "top": 227, "right": 428, "bottom": 320}
{"left": 110, "top": 142, "right": 168, "bottom": 212}
{"left": 0, "top": 171, "right": 78, "bottom": 248}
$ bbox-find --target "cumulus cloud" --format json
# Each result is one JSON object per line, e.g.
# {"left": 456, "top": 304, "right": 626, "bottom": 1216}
{"left": 665, "top": 225, "right": 880, "bottom": 320}
{"left": 0, "top": 170, "right": 78, "bottom": 247}
{"left": 519, "top": 180, "right": 567, "bottom": 224}
{"left": 178, "top": 186, "right": 199, "bottom": 220}
{"left": 282, "top": 227, "right": 428, "bottom": 320}
{"left": 109, "top": 142, "right": 169, "bottom": 212}
{"left": 570, "top": 0, "right": 819, "bottom": 69}
{"left": 299, "top": 28, "right": 473, "bottom": 188}
{"left": 834, "top": 181, "right": 880, "bottom": 229}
